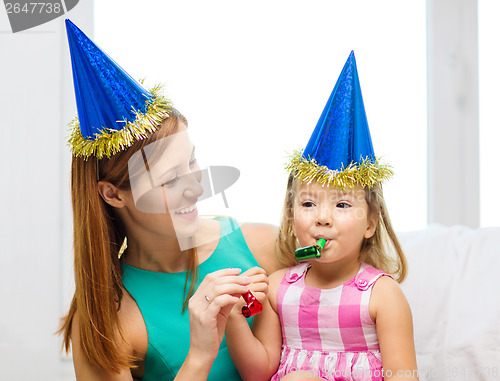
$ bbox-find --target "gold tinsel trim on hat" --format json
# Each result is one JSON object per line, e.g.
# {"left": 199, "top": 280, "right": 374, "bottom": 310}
{"left": 285, "top": 149, "right": 393, "bottom": 189}
{"left": 68, "top": 84, "right": 172, "bottom": 159}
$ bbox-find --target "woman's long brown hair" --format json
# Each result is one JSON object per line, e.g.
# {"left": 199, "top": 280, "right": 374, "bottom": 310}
{"left": 276, "top": 174, "right": 407, "bottom": 282}
{"left": 58, "top": 110, "right": 198, "bottom": 373}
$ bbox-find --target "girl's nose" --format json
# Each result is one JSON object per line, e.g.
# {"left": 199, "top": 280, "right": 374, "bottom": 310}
{"left": 316, "top": 208, "right": 333, "bottom": 226}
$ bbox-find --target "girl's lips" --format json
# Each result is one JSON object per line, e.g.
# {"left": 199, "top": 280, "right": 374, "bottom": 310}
{"left": 315, "top": 236, "right": 331, "bottom": 248}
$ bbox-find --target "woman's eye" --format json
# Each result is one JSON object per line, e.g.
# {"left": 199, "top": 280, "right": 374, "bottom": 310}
{"left": 302, "top": 201, "right": 315, "bottom": 207}
{"left": 189, "top": 158, "right": 197, "bottom": 167}
{"left": 336, "top": 202, "right": 351, "bottom": 209}
{"left": 163, "top": 177, "right": 178, "bottom": 186}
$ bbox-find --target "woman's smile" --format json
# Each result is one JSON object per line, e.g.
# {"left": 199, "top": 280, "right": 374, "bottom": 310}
{"left": 174, "top": 204, "right": 199, "bottom": 220}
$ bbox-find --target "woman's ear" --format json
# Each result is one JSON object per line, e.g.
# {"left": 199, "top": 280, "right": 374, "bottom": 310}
{"left": 97, "top": 181, "right": 126, "bottom": 208}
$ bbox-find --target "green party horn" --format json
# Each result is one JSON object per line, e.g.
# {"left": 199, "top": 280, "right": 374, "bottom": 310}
{"left": 295, "top": 238, "right": 326, "bottom": 262}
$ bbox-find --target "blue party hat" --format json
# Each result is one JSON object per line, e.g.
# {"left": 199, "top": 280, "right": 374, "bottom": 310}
{"left": 65, "top": 19, "right": 171, "bottom": 158}
{"left": 286, "top": 51, "right": 392, "bottom": 188}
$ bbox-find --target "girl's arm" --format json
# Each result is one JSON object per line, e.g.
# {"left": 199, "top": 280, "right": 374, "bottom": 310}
{"left": 370, "top": 276, "right": 419, "bottom": 380}
{"left": 226, "top": 269, "right": 285, "bottom": 381}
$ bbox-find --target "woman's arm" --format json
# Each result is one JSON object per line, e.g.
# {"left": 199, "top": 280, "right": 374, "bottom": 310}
{"left": 72, "top": 268, "right": 251, "bottom": 381}
{"left": 370, "top": 276, "right": 419, "bottom": 380}
{"left": 71, "top": 314, "right": 135, "bottom": 381}
{"left": 226, "top": 269, "right": 285, "bottom": 381}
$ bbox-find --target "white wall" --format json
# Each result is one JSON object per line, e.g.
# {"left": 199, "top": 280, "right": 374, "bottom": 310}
{"left": 0, "top": 3, "right": 92, "bottom": 380}
{"left": 94, "top": 0, "right": 429, "bottom": 232}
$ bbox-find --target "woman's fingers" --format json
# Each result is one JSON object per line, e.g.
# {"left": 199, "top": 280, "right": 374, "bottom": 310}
{"left": 193, "top": 266, "right": 270, "bottom": 322}
{"left": 240, "top": 266, "right": 267, "bottom": 278}
{"left": 188, "top": 268, "right": 256, "bottom": 355}
{"left": 196, "top": 268, "right": 251, "bottom": 305}
{"left": 240, "top": 266, "right": 269, "bottom": 300}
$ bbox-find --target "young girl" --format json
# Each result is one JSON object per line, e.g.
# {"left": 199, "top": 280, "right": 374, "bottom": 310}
{"left": 226, "top": 52, "right": 418, "bottom": 380}
{"left": 59, "top": 20, "right": 279, "bottom": 381}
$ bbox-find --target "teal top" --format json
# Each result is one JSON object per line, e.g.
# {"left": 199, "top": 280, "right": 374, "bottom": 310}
{"left": 122, "top": 217, "right": 260, "bottom": 381}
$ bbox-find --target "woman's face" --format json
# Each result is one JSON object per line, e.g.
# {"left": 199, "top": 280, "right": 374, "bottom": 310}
{"left": 126, "top": 123, "right": 204, "bottom": 245}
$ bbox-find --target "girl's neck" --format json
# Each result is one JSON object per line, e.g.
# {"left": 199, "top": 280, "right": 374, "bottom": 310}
{"left": 306, "top": 257, "right": 361, "bottom": 289}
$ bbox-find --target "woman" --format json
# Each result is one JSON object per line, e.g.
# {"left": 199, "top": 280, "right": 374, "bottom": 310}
{"left": 59, "top": 20, "right": 279, "bottom": 380}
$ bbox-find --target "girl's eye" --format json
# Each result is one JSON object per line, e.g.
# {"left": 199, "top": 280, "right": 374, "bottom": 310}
{"left": 302, "top": 201, "right": 315, "bottom": 208}
{"left": 189, "top": 158, "right": 197, "bottom": 167}
{"left": 336, "top": 202, "right": 351, "bottom": 209}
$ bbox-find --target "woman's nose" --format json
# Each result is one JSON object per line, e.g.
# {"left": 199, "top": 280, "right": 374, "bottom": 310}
{"left": 183, "top": 170, "right": 204, "bottom": 199}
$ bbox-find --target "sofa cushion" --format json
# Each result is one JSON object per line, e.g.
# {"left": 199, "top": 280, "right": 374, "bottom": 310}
{"left": 398, "top": 225, "right": 500, "bottom": 380}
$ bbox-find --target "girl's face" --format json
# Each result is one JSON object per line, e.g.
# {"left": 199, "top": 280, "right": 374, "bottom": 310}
{"left": 293, "top": 181, "right": 376, "bottom": 264}
{"left": 126, "top": 123, "right": 204, "bottom": 245}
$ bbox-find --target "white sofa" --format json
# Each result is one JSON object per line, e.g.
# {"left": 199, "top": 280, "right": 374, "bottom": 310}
{"left": 398, "top": 225, "right": 500, "bottom": 381}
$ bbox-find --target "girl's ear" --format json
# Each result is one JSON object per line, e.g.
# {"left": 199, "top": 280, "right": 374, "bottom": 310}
{"left": 97, "top": 181, "right": 126, "bottom": 208}
{"left": 364, "top": 213, "right": 378, "bottom": 239}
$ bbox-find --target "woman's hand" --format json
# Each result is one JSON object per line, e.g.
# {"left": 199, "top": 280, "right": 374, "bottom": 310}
{"left": 186, "top": 268, "right": 251, "bottom": 363}
{"left": 231, "top": 266, "right": 269, "bottom": 318}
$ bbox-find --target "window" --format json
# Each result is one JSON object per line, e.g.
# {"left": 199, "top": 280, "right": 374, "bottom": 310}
{"left": 479, "top": 0, "right": 500, "bottom": 227}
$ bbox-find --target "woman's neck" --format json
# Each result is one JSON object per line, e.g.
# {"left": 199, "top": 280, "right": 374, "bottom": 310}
{"left": 123, "top": 234, "right": 191, "bottom": 273}
{"left": 122, "top": 218, "right": 222, "bottom": 273}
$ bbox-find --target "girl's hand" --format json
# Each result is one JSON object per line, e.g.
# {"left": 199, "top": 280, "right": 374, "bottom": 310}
{"left": 231, "top": 266, "right": 269, "bottom": 318}
{"left": 187, "top": 268, "right": 250, "bottom": 363}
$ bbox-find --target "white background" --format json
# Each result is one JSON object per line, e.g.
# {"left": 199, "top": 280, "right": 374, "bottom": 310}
{"left": 95, "top": 0, "right": 429, "bottom": 231}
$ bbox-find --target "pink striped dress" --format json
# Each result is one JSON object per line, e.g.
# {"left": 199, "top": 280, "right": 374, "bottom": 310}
{"left": 271, "top": 262, "right": 390, "bottom": 381}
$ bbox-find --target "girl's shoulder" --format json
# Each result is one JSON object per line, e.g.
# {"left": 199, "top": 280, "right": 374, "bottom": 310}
{"left": 268, "top": 267, "right": 289, "bottom": 284}
{"left": 368, "top": 271, "right": 409, "bottom": 323}
{"left": 355, "top": 263, "right": 394, "bottom": 290}
{"left": 266, "top": 267, "right": 289, "bottom": 312}
{"left": 266, "top": 264, "right": 308, "bottom": 300}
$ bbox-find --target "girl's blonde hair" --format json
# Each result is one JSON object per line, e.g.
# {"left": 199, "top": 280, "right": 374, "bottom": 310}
{"left": 276, "top": 174, "right": 407, "bottom": 283}
{"left": 58, "top": 109, "right": 199, "bottom": 373}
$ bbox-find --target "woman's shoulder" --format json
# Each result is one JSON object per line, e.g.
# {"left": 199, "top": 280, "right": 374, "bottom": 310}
{"left": 239, "top": 222, "right": 281, "bottom": 274}
{"left": 70, "top": 292, "right": 147, "bottom": 380}
{"left": 239, "top": 221, "right": 277, "bottom": 242}
{"left": 119, "top": 290, "right": 149, "bottom": 357}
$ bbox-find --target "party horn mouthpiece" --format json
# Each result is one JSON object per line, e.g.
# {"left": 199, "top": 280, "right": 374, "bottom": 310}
{"left": 241, "top": 291, "right": 263, "bottom": 318}
{"left": 295, "top": 238, "right": 326, "bottom": 262}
